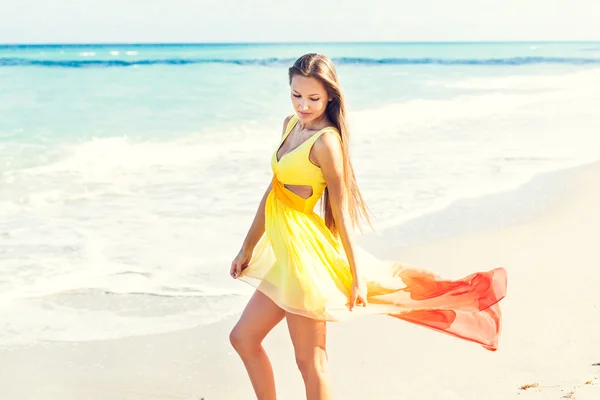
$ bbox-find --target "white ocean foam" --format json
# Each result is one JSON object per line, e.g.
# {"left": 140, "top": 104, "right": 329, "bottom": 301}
{"left": 0, "top": 201, "right": 19, "bottom": 216}
{"left": 23, "top": 128, "right": 276, "bottom": 182}
{"left": 353, "top": 91, "right": 541, "bottom": 129}
{"left": 436, "top": 66, "right": 600, "bottom": 90}
{"left": 9, "top": 269, "right": 248, "bottom": 300}
{"left": 345, "top": 68, "right": 600, "bottom": 231}
{"left": 0, "top": 294, "right": 249, "bottom": 347}
{"left": 24, "top": 137, "right": 214, "bottom": 182}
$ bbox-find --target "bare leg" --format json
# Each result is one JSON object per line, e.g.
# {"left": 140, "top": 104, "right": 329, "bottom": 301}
{"left": 286, "top": 312, "right": 332, "bottom": 400}
{"left": 229, "top": 290, "right": 285, "bottom": 400}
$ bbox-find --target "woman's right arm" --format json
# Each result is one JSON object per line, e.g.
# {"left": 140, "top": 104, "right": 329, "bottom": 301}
{"left": 230, "top": 180, "right": 272, "bottom": 279}
{"left": 239, "top": 180, "right": 272, "bottom": 255}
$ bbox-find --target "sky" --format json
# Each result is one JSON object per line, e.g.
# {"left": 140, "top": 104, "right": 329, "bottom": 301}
{"left": 1, "top": 0, "right": 599, "bottom": 43}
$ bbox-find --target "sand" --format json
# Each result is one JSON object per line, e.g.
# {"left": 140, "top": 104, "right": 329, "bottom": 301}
{"left": 1, "top": 161, "right": 599, "bottom": 400}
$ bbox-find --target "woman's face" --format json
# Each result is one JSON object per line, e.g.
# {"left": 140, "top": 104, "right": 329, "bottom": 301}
{"left": 290, "top": 75, "right": 331, "bottom": 123}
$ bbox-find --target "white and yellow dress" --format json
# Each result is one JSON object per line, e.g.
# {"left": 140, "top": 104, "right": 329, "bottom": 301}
{"left": 239, "top": 114, "right": 507, "bottom": 351}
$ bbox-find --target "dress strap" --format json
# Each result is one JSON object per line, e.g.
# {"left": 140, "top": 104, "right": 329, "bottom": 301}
{"left": 293, "top": 127, "right": 337, "bottom": 161}
{"left": 282, "top": 114, "right": 299, "bottom": 142}
{"left": 303, "top": 126, "right": 334, "bottom": 148}
{"left": 278, "top": 114, "right": 338, "bottom": 158}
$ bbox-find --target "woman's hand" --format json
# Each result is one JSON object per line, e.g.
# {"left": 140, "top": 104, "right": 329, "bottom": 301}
{"left": 348, "top": 280, "right": 368, "bottom": 311}
{"left": 230, "top": 249, "right": 252, "bottom": 279}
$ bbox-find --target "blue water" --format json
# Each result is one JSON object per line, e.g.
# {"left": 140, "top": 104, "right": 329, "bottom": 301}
{"left": 1, "top": 42, "right": 600, "bottom": 346}
{"left": 2, "top": 42, "right": 599, "bottom": 145}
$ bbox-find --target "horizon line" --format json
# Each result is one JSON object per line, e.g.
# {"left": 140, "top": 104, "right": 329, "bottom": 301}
{"left": 1, "top": 39, "right": 600, "bottom": 47}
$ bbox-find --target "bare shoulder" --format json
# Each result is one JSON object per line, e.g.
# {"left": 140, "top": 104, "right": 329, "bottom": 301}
{"left": 314, "top": 129, "right": 342, "bottom": 153}
{"left": 312, "top": 129, "right": 343, "bottom": 167}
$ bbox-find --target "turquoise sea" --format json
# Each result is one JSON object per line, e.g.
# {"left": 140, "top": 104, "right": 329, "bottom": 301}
{"left": 1, "top": 42, "right": 600, "bottom": 345}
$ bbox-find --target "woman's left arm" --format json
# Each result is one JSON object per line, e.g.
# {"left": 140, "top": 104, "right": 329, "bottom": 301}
{"left": 313, "top": 131, "right": 367, "bottom": 310}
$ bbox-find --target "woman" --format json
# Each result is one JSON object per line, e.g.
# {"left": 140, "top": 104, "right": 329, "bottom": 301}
{"left": 229, "top": 53, "right": 507, "bottom": 400}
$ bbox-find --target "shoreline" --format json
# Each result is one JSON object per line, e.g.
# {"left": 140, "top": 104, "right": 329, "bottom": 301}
{"left": 1, "top": 160, "right": 600, "bottom": 398}
{"left": 359, "top": 157, "right": 596, "bottom": 252}
{"left": 1, "top": 155, "right": 594, "bottom": 349}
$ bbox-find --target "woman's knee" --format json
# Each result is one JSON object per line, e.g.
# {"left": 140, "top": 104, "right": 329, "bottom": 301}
{"left": 229, "top": 325, "right": 259, "bottom": 356}
{"left": 295, "top": 348, "right": 328, "bottom": 378}
{"left": 229, "top": 290, "right": 284, "bottom": 357}
{"left": 228, "top": 325, "right": 246, "bottom": 352}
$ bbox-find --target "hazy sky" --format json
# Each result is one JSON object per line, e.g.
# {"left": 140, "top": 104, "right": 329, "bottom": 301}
{"left": 1, "top": 0, "right": 599, "bottom": 43}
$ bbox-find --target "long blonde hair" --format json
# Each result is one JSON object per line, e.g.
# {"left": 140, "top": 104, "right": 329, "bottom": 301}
{"left": 288, "top": 53, "right": 373, "bottom": 235}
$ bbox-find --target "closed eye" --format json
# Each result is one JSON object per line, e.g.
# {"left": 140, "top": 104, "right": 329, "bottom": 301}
{"left": 292, "top": 94, "right": 320, "bottom": 101}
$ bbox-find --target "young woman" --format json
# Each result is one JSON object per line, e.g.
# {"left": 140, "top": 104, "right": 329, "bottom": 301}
{"left": 229, "top": 53, "right": 507, "bottom": 400}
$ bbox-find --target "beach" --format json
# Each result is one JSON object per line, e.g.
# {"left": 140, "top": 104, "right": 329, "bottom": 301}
{"left": 1, "top": 43, "right": 600, "bottom": 399}
{"left": 1, "top": 160, "right": 599, "bottom": 399}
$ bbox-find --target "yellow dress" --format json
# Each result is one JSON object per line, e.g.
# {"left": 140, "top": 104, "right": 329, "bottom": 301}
{"left": 239, "top": 114, "right": 507, "bottom": 351}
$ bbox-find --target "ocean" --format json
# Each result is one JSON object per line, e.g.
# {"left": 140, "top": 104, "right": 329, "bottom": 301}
{"left": 1, "top": 42, "right": 599, "bottom": 346}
